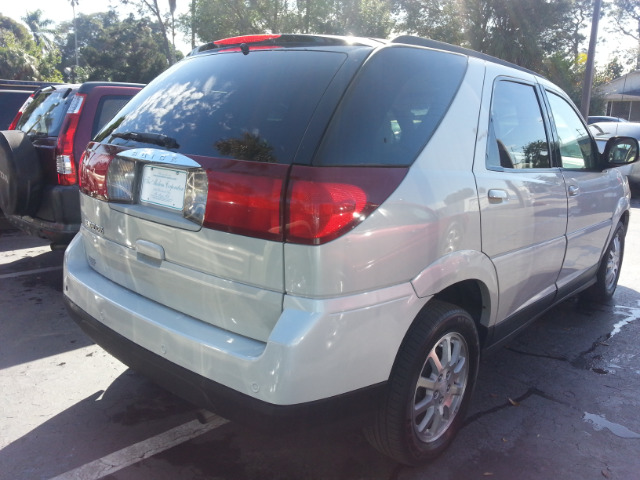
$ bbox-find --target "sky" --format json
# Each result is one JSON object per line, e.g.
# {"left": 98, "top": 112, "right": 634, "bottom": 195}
{"left": 1, "top": 0, "right": 637, "bottom": 68}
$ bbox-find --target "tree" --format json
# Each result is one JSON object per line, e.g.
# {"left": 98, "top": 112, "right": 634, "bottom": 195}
{"left": 0, "top": 14, "right": 62, "bottom": 81}
{"left": 457, "top": 0, "right": 586, "bottom": 71}
{"left": 56, "top": 12, "right": 173, "bottom": 83}
{"left": 22, "top": 10, "right": 56, "bottom": 53}
{"left": 184, "top": 0, "right": 395, "bottom": 45}
{"left": 119, "top": 0, "right": 179, "bottom": 65}
{"left": 392, "top": 0, "right": 463, "bottom": 44}
{"left": 610, "top": 0, "right": 640, "bottom": 69}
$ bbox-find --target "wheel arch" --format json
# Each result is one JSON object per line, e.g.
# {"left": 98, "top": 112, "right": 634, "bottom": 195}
{"left": 410, "top": 249, "right": 497, "bottom": 348}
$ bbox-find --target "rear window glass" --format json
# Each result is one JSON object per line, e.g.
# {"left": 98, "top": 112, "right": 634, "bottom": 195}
{"left": 314, "top": 46, "right": 467, "bottom": 166}
{"left": 16, "top": 87, "right": 74, "bottom": 137}
{"left": 97, "top": 50, "right": 348, "bottom": 164}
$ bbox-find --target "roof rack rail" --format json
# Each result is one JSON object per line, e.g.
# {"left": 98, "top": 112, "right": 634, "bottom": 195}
{"left": 390, "top": 35, "right": 537, "bottom": 76}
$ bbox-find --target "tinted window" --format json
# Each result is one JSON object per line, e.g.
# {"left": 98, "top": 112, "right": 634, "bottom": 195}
{"left": 16, "top": 87, "right": 74, "bottom": 137}
{"left": 0, "top": 91, "right": 31, "bottom": 129}
{"left": 98, "top": 51, "right": 348, "bottom": 164}
{"left": 92, "top": 96, "right": 133, "bottom": 137}
{"left": 487, "top": 81, "right": 550, "bottom": 169}
{"left": 546, "top": 92, "right": 597, "bottom": 169}
{"left": 315, "top": 46, "right": 467, "bottom": 166}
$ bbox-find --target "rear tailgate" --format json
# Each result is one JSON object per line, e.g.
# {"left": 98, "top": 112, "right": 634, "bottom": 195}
{"left": 76, "top": 47, "right": 364, "bottom": 342}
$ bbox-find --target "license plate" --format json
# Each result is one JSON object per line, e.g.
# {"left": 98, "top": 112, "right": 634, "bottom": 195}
{"left": 140, "top": 165, "right": 187, "bottom": 210}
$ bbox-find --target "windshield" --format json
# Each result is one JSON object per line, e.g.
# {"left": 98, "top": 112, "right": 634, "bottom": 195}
{"left": 97, "top": 50, "right": 349, "bottom": 164}
{"left": 16, "top": 87, "right": 74, "bottom": 137}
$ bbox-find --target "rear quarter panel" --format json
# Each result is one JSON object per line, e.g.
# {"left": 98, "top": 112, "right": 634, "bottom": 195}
{"left": 284, "top": 59, "right": 486, "bottom": 299}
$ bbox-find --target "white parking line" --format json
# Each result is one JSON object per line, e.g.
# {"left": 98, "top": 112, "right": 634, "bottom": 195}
{"left": 0, "top": 265, "right": 63, "bottom": 279}
{"left": 49, "top": 416, "right": 229, "bottom": 480}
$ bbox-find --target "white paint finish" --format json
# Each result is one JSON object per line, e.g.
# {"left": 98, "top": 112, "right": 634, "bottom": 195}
{"left": 65, "top": 234, "right": 426, "bottom": 404}
{"left": 285, "top": 60, "right": 486, "bottom": 298}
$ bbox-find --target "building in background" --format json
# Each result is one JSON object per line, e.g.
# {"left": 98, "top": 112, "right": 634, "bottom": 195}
{"left": 600, "top": 70, "right": 640, "bottom": 121}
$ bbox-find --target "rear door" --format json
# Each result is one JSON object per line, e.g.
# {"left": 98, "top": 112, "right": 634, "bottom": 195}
{"left": 474, "top": 71, "right": 568, "bottom": 333}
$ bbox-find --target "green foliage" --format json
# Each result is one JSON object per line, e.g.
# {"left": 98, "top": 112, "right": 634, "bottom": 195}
{"left": 1, "top": 0, "right": 635, "bottom": 106}
{"left": 0, "top": 14, "right": 62, "bottom": 81}
{"left": 186, "top": 0, "right": 394, "bottom": 42}
{"left": 392, "top": 0, "right": 464, "bottom": 43}
{"left": 23, "top": 10, "right": 56, "bottom": 53}
{"left": 457, "top": 0, "right": 589, "bottom": 71}
{"left": 56, "top": 12, "right": 175, "bottom": 83}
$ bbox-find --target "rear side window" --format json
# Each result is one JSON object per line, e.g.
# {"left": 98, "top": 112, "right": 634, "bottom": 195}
{"left": 16, "top": 88, "right": 73, "bottom": 137}
{"left": 314, "top": 46, "right": 467, "bottom": 166}
{"left": 97, "top": 51, "right": 348, "bottom": 164}
{"left": 487, "top": 81, "right": 550, "bottom": 169}
{"left": 91, "top": 96, "right": 133, "bottom": 137}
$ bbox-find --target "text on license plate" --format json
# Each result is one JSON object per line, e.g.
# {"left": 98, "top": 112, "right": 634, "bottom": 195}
{"left": 140, "top": 165, "right": 187, "bottom": 210}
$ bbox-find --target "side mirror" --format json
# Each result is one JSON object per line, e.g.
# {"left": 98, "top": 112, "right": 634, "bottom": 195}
{"left": 603, "top": 136, "right": 639, "bottom": 166}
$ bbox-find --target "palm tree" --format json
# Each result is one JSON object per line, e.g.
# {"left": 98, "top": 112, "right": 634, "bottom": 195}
{"left": 22, "top": 10, "right": 55, "bottom": 53}
{"left": 169, "top": 0, "right": 177, "bottom": 57}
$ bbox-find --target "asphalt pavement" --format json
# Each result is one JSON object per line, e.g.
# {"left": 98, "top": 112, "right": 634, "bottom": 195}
{"left": 1, "top": 200, "right": 639, "bottom": 480}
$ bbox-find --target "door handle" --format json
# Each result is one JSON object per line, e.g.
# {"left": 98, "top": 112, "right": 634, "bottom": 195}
{"left": 488, "top": 189, "right": 508, "bottom": 202}
{"left": 568, "top": 185, "right": 580, "bottom": 196}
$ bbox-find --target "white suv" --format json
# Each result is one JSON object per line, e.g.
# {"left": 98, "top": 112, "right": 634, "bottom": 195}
{"left": 63, "top": 34, "right": 639, "bottom": 465}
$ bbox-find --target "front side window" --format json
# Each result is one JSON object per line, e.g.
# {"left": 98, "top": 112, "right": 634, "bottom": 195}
{"left": 546, "top": 92, "right": 597, "bottom": 170}
{"left": 487, "top": 81, "right": 550, "bottom": 169}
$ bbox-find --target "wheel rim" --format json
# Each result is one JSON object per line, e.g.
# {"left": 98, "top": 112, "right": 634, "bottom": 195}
{"left": 412, "top": 331, "right": 469, "bottom": 443}
{"left": 604, "top": 232, "right": 622, "bottom": 292}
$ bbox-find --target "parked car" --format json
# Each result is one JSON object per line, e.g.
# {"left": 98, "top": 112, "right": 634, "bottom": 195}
{"left": 0, "top": 81, "right": 143, "bottom": 247}
{"left": 0, "top": 90, "right": 31, "bottom": 130}
{"left": 0, "top": 80, "right": 60, "bottom": 130}
{"left": 590, "top": 121, "right": 640, "bottom": 186}
{"left": 587, "top": 115, "right": 628, "bottom": 124}
{"left": 62, "top": 34, "right": 638, "bottom": 465}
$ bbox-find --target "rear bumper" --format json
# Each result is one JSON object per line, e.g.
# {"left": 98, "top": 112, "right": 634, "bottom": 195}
{"left": 6, "top": 214, "right": 79, "bottom": 244}
{"left": 7, "top": 184, "right": 80, "bottom": 244}
{"left": 64, "top": 294, "right": 385, "bottom": 430}
{"left": 63, "top": 233, "right": 424, "bottom": 419}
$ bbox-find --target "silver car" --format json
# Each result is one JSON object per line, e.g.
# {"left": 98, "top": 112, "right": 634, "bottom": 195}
{"left": 62, "top": 34, "right": 638, "bottom": 465}
{"left": 590, "top": 121, "right": 640, "bottom": 185}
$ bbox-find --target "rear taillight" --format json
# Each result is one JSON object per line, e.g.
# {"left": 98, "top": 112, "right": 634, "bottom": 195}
{"left": 203, "top": 163, "right": 288, "bottom": 241}
{"left": 80, "top": 147, "right": 407, "bottom": 244}
{"left": 56, "top": 93, "right": 86, "bottom": 186}
{"left": 286, "top": 166, "right": 407, "bottom": 245}
{"left": 8, "top": 94, "right": 34, "bottom": 130}
{"left": 79, "top": 145, "right": 111, "bottom": 200}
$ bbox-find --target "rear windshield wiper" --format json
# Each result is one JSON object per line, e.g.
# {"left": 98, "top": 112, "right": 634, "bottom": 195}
{"left": 111, "top": 131, "right": 180, "bottom": 149}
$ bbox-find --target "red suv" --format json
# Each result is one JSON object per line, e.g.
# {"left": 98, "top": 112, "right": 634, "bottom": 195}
{"left": 0, "top": 82, "right": 143, "bottom": 247}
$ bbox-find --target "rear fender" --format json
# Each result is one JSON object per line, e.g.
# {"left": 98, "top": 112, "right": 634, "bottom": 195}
{"left": 411, "top": 250, "right": 498, "bottom": 327}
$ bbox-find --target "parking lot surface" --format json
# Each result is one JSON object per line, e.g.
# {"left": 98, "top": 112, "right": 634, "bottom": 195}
{"left": 1, "top": 200, "right": 640, "bottom": 480}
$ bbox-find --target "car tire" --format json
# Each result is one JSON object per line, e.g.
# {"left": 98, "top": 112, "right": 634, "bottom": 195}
{"left": 0, "top": 130, "right": 42, "bottom": 216}
{"left": 585, "top": 222, "right": 625, "bottom": 302}
{"left": 364, "top": 300, "right": 479, "bottom": 466}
